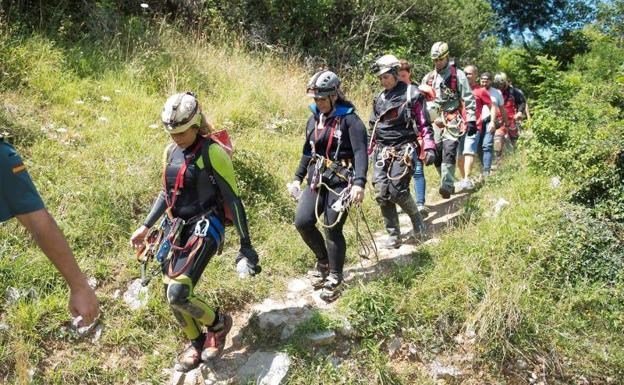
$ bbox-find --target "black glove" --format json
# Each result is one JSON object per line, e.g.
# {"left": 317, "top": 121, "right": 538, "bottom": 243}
{"left": 466, "top": 121, "right": 478, "bottom": 136}
{"left": 236, "top": 246, "right": 261, "bottom": 277}
{"left": 423, "top": 149, "right": 436, "bottom": 166}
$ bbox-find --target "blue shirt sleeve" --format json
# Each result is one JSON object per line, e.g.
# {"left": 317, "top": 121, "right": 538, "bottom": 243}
{"left": 0, "top": 141, "right": 45, "bottom": 222}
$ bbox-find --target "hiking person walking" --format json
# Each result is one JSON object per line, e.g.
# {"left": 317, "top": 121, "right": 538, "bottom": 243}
{"left": 369, "top": 54, "right": 436, "bottom": 248}
{"left": 288, "top": 70, "right": 368, "bottom": 302}
{"left": 130, "top": 92, "right": 260, "bottom": 371}
{"left": 422, "top": 42, "right": 477, "bottom": 198}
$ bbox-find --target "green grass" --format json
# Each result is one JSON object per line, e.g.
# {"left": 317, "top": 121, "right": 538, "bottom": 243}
{"left": 285, "top": 152, "right": 624, "bottom": 384}
{"left": 1, "top": 17, "right": 623, "bottom": 385}
{"left": 0, "top": 19, "right": 397, "bottom": 384}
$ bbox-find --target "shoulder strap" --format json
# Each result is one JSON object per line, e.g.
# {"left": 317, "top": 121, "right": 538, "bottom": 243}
{"left": 199, "top": 139, "right": 213, "bottom": 173}
{"left": 162, "top": 142, "right": 175, "bottom": 168}
{"left": 406, "top": 84, "right": 413, "bottom": 105}
{"left": 450, "top": 65, "right": 457, "bottom": 93}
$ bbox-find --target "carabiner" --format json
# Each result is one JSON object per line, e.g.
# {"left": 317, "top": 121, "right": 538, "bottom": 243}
{"left": 194, "top": 218, "right": 210, "bottom": 237}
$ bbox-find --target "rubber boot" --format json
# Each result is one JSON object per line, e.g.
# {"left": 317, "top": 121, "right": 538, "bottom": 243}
{"left": 439, "top": 163, "right": 456, "bottom": 199}
{"left": 379, "top": 201, "right": 401, "bottom": 248}
{"left": 396, "top": 194, "right": 426, "bottom": 243}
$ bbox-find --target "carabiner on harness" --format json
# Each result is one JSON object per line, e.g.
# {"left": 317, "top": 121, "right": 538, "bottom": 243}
{"left": 193, "top": 217, "right": 210, "bottom": 237}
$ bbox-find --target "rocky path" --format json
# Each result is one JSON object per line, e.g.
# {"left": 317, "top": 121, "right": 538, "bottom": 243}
{"left": 165, "top": 191, "right": 471, "bottom": 385}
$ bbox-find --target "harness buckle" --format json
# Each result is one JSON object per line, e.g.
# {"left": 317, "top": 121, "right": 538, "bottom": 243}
{"left": 194, "top": 218, "right": 210, "bottom": 237}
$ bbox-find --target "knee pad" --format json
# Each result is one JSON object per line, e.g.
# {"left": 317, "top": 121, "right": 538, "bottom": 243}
{"left": 167, "top": 283, "right": 191, "bottom": 306}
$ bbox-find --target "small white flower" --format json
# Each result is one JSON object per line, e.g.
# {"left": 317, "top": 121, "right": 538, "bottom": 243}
{"left": 149, "top": 123, "right": 159, "bottom": 129}
{"left": 101, "top": 96, "right": 111, "bottom": 102}
{"left": 74, "top": 100, "right": 84, "bottom": 105}
{"left": 56, "top": 127, "right": 68, "bottom": 133}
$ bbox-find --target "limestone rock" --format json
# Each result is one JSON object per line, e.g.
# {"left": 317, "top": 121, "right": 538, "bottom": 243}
{"left": 431, "top": 360, "right": 463, "bottom": 381}
{"left": 237, "top": 351, "right": 291, "bottom": 385}
{"left": 307, "top": 330, "right": 336, "bottom": 346}
{"left": 123, "top": 278, "right": 150, "bottom": 310}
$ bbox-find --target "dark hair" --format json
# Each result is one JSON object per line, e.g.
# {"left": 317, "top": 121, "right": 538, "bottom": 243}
{"left": 481, "top": 71, "right": 492, "bottom": 79}
{"left": 399, "top": 59, "right": 412, "bottom": 72}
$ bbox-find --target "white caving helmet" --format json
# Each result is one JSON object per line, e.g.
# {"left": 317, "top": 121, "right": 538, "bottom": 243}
{"left": 371, "top": 54, "right": 401, "bottom": 76}
{"left": 161, "top": 92, "right": 203, "bottom": 134}
{"left": 430, "top": 42, "right": 449, "bottom": 60}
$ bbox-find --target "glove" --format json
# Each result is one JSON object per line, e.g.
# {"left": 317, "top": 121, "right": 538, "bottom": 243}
{"left": 287, "top": 180, "right": 302, "bottom": 200}
{"left": 466, "top": 121, "right": 477, "bottom": 136}
{"left": 236, "top": 246, "right": 261, "bottom": 278}
{"left": 423, "top": 149, "right": 436, "bottom": 166}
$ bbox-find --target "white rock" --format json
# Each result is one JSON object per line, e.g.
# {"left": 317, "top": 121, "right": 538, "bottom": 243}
{"left": 183, "top": 368, "right": 201, "bottom": 385}
{"left": 170, "top": 370, "right": 185, "bottom": 385}
{"left": 493, "top": 198, "right": 510, "bottom": 217}
{"left": 423, "top": 237, "right": 442, "bottom": 246}
{"left": 56, "top": 127, "right": 68, "bottom": 134}
{"left": 336, "top": 317, "right": 354, "bottom": 337}
{"left": 257, "top": 311, "right": 290, "bottom": 330}
{"left": 101, "top": 96, "right": 111, "bottom": 102}
{"left": 388, "top": 337, "right": 402, "bottom": 357}
{"left": 237, "top": 351, "right": 291, "bottom": 385}
{"left": 0, "top": 323, "right": 9, "bottom": 332}
{"left": 91, "top": 324, "right": 104, "bottom": 343}
{"left": 87, "top": 277, "right": 98, "bottom": 289}
{"left": 287, "top": 278, "right": 308, "bottom": 293}
{"left": 307, "top": 330, "right": 336, "bottom": 346}
{"left": 5, "top": 287, "right": 21, "bottom": 304}
{"left": 123, "top": 278, "right": 150, "bottom": 310}
{"left": 551, "top": 176, "right": 561, "bottom": 189}
{"left": 280, "top": 324, "right": 296, "bottom": 340}
{"left": 430, "top": 360, "right": 463, "bottom": 381}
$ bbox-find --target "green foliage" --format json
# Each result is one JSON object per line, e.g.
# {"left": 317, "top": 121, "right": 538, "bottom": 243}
{"left": 340, "top": 280, "right": 403, "bottom": 339}
{"left": 527, "top": 44, "right": 624, "bottom": 221}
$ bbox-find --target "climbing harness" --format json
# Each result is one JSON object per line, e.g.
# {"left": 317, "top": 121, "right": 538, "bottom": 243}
{"left": 165, "top": 212, "right": 225, "bottom": 279}
{"left": 375, "top": 143, "right": 417, "bottom": 181}
{"left": 309, "top": 154, "right": 354, "bottom": 229}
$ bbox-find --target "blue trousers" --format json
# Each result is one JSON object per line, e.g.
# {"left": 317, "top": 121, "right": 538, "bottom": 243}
{"left": 411, "top": 154, "right": 426, "bottom": 206}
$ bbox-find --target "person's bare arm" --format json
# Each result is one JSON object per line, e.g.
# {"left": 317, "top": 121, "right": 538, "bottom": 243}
{"left": 16, "top": 209, "right": 99, "bottom": 325}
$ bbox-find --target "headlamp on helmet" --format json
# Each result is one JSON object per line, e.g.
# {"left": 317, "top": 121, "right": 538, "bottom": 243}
{"left": 161, "top": 92, "right": 202, "bottom": 134}
{"left": 371, "top": 54, "right": 401, "bottom": 76}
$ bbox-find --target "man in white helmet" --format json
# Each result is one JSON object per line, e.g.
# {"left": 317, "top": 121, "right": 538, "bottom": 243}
{"left": 423, "top": 42, "right": 477, "bottom": 198}
{"left": 369, "top": 54, "right": 436, "bottom": 248}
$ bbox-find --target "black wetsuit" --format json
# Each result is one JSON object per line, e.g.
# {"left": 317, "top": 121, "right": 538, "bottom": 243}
{"left": 143, "top": 135, "right": 254, "bottom": 343}
{"left": 293, "top": 101, "right": 368, "bottom": 278}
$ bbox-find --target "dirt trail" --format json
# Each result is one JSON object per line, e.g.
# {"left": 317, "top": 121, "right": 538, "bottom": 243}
{"left": 169, "top": 191, "right": 471, "bottom": 384}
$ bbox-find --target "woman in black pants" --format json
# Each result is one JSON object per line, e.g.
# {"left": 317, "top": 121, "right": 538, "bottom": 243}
{"left": 287, "top": 70, "right": 368, "bottom": 302}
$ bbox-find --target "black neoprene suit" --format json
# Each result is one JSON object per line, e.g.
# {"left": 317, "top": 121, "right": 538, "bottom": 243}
{"left": 293, "top": 102, "right": 368, "bottom": 276}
